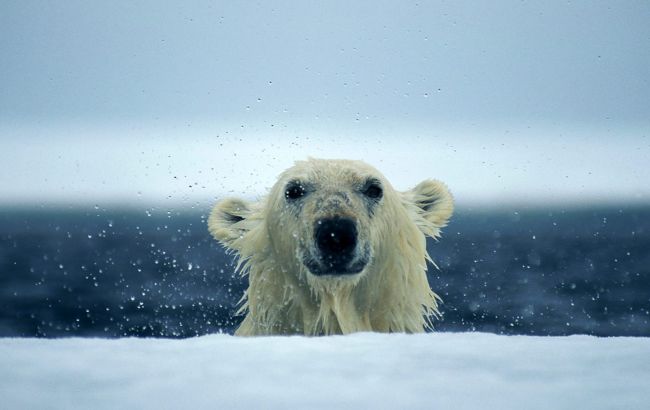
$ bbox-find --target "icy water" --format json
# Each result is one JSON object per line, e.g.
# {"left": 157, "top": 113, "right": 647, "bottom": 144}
{"left": 1, "top": 206, "right": 649, "bottom": 337}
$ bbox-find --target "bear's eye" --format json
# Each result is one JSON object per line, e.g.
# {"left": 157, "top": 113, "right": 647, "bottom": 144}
{"left": 285, "top": 182, "right": 306, "bottom": 200}
{"left": 363, "top": 180, "right": 383, "bottom": 200}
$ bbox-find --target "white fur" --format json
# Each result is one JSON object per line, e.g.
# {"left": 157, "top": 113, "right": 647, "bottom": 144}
{"left": 208, "top": 159, "right": 453, "bottom": 336}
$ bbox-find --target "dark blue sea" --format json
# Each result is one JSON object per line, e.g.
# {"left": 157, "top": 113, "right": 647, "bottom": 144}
{"left": 1, "top": 205, "right": 649, "bottom": 337}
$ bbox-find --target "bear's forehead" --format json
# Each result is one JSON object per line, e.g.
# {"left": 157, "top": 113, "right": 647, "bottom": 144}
{"left": 284, "top": 159, "right": 381, "bottom": 184}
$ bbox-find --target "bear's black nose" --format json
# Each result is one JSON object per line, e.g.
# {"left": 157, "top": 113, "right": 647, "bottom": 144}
{"left": 315, "top": 217, "right": 357, "bottom": 272}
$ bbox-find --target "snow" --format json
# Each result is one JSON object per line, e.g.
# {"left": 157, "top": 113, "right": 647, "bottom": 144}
{"left": 2, "top": 333, "right": 649, "bottom": 409}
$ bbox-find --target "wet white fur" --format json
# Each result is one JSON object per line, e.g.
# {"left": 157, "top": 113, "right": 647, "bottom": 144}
{"left": 208, "top": 159, "right": 453, "bottom": 336}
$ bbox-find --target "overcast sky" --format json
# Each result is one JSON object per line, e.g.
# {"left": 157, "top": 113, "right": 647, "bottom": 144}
{"left": 1, "top": 1, "right": 649, "bottom": 207}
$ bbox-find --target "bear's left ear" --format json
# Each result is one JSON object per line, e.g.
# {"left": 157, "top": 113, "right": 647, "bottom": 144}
{"left": 208, "top": 197, "right": 259, "bottom": 251}
{"left": 403, "top": 179, "right": 454, "bottom": 238}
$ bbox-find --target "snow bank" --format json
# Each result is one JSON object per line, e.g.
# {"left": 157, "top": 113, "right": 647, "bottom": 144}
{"left": 1, "top": 332, "right": 649, "bottom": 410}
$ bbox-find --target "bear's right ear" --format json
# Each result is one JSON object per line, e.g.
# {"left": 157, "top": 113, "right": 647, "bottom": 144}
{"left": 208, "top": 198, "right": 257, "bottom": 250}
{"left": 402, "top": 179, "right": 454, "bottom": 239}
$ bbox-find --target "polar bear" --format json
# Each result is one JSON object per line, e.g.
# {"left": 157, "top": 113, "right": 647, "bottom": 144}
{"left": 208, "top": 158, "right": 453, "bottom": 336}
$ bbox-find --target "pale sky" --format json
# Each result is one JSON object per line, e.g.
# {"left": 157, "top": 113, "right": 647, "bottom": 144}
{"left": 1, "top": 122, "right": 647, "bottom": 207}
{"left": 1, "top": 1, "right": 649, "bottom": 207}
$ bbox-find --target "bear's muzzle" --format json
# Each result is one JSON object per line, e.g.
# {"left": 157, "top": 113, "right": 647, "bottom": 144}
{"left": 304, "top": 217, "right": 368, "bottom": 276}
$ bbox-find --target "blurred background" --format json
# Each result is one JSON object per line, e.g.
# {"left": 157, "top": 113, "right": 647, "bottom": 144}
{"left": 1, "top": 1, "right": 649, "bottom": 337}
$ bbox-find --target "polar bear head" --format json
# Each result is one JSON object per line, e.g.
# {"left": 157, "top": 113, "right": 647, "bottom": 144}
{"left": 208, "top": 158, "right": 453, "bottom": 335}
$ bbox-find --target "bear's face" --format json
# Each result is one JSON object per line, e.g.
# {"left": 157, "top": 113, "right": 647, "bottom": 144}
{"left": 209, "top": 158, "right": 454, "bottom": 285}
{"left": 266, "top": 159, "right": 387, "bottom": 278}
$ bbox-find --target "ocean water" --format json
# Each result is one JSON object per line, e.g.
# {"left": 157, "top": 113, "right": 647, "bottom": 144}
{"left": 0, "top": 205, "right": 648, "bottom": 337}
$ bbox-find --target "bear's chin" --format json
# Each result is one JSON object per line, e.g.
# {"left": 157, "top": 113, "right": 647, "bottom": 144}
{"left": 302, "top": 257, "right": 368, "bottom": 278}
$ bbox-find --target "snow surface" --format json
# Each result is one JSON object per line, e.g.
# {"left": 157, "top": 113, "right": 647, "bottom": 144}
{"left": 1, "top": 332, "right": 649, "bottom": 410}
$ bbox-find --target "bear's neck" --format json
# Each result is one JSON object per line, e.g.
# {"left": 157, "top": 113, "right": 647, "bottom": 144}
{"left": 235, "top": 237, "right": 439, "bottom": 336}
